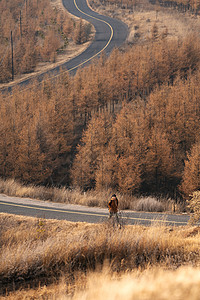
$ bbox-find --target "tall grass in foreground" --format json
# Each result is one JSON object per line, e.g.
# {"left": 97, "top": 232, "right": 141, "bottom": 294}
{"left": 71, "top": 267, "right": 200, "bottom": 300}
{"left": 1, "top": 213, "right": 200, "bottom": 296}
{"left": 0, "top": 178, "right": 178, "bottom": 212}
{"left": 4, "top": 266, "right": 200, "bottom": 299}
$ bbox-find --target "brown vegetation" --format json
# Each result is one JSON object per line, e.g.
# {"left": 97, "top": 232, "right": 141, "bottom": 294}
{"left": 187, "top": 191, "right": 200, "bottom": 224}
{"left": 1, "top": 33, "right": 200, "bottom": 199}
{"left": 1, "top": 0, "right": 200, "bottom": 201}
{"left": 70, "top": 36, "right": 200, "bottom": 197}
{"left": 91, "top": 0, "right": 200, "bottom": 14}
{"left": 0, "top": 178, "right": 175, "bottom": 212}
{"left": 89, "top": 0, "right": 200, "bottom": 48}
{"left": 4, "top": 266, "right": 200, "bottom": 299}
{"left": 2, "top": 0, "right": 200, "bottom": 298}
{"left": 1, "top": 213, "right": 200, "bottom": 297}
{"left": 0, "top": 74, "right": 75, "bottom": 185}
{"left": 72, "top": 68, "right": 200, "bottom": 197}
{"left": 0, "top": 0, "right": 92, "bottom": 83}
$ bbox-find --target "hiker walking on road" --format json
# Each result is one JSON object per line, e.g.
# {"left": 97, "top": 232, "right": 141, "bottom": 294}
{"left": 108, "top": 194, "right": 120, "bottom": 226}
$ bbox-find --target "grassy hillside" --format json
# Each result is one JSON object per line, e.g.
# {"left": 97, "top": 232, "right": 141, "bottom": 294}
{"left": 1, "top": 213, "right": 200, "bottom": 298}
{"left": 1, "top": 0, "right": 200, "bottom": 201}
{"left": 89, "top": 0, "right": 200, "bottom": 44}
{"left": 4, "top": 267, "right": 200, "bottom": 299}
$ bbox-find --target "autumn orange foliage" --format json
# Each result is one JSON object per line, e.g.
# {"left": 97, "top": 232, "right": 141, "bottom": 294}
{"left": 1, "top": 35, "right": 200, "bottom": 198}
{"left": 0, "top": 0, "right": 91, "bottom": 83}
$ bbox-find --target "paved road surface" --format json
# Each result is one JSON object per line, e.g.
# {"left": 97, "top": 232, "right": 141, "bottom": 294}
{"left": 0, "top": 194, "right": 190, "bottom": 226}
{"left": 1, "top": 0, "right": 128, "bottom": 92}
{"left": 60, "top": 0, "right": 128, "bottom": 73}
{"left": 38, "top": 0, "right": 128, "bottom": 78}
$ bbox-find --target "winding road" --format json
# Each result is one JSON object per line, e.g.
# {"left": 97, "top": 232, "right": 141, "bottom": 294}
{"left": 0, "top": 194, "right": 190, "bottom": 226}
{"left": 40, "top": 0, "right": 128, "bottom": 78}
{"left": 1, "top": 0, "right": 128, "bottom": 92}
{"left": 60, "top": 0, "right": 128, "bottom": 73}
{"left": 0, "top": 2, "right": 191, "bottom": 226}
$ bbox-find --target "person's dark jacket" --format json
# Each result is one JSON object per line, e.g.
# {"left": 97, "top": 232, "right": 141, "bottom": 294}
{"left": 108, "top": 195, "right": 118, "bottom": 213}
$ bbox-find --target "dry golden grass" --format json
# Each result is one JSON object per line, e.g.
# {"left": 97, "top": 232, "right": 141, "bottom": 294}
{"left": 89, "top": 0, "right": 200, "bottom": 45}
{"left": 71, "top": 267, "right": 200, "bottom": 300}
{"left": 4, "top": 266, "right": 200, "bottom": 299}
{"left": 0, "top": 178, "right": 179, "bottom": 212}
{"left": 1, "top": 213, "right": 200, "bottom": 297}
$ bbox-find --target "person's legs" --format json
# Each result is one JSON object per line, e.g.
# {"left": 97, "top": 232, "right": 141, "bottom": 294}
{"left": 115, "top": 212, "right": 121, "bottom": 229}
{"left": 109, "top": 212, "right": 114, "bottom": 218}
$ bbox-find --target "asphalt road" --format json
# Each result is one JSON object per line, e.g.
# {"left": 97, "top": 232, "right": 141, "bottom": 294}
{"left": 1, "top": 0, "right": 128, "bottom": 93}
{"left": 39, "top": 0, "right": 128, "bottom": 79}
{"left": 0, "top": 194, "right": 190, "bottom": 226}
{"left": 60, "top": 0, "right": 128, "bottom": 73}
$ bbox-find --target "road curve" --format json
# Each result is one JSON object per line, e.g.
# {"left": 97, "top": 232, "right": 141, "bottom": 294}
{"left": 1, "top": 0, "right": 128, "bottom": 93}
{"left": 60, "top": 0, "right": 128, "bottom": 73}
{"left": 39, "top": 0, "right": 128, "bottom": 79}
{"left": 0, "top": 194, "right": 190, "bottom": 226}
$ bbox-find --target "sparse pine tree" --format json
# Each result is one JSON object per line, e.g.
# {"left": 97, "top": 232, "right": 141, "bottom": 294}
{"left": 161, "top": 26, "right": 168, "bottom": 40}
{"left": 117, "top": 155, "right": 141, "bottom": 194}
{"left": 179, "top": 142, "right": 200, "bottom": 198}
{"left": 73, "top": 19, "right": 85, "bottom": 44}
{"left": 187, "top": 190, "right": 200, "bottom": 224}
{"left": 151, "top": 22, "right": 159, "bottom": 41}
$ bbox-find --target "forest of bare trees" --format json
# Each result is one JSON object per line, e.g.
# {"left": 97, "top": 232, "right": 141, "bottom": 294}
{"left": 0, "top": 0, "right": 91, "bottom": 83}
{"left": 93, "top": 0, "right": 200, "bottom": 14}
{"left": 1, "top": 33, "right": 200, "bottom": 199}
{"left": 72, "top": 73, "right": 200, "bottom": 198}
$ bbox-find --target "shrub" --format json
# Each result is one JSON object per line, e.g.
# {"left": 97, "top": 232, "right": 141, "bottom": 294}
{"left": 187, "top": 191, "right": 200, "bottom": 225}
{"left": 135, "top": 197, "right": 164, "bottom": 212}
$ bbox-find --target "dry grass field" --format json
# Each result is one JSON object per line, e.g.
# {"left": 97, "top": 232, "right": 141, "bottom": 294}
{"left": 0, "top": 178, "right": 180, "bottom": 212}
{"left": 4, "top": 267, "right": 200, "bottom": 299}
{"left": 2, "top": 1, "right": 200, "bottom": 298}
{"left": 1, "top": 213, "right": 200, "bottom": 298}
{"left": 89, "top": 0, "right": 200, "bottom": 44}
